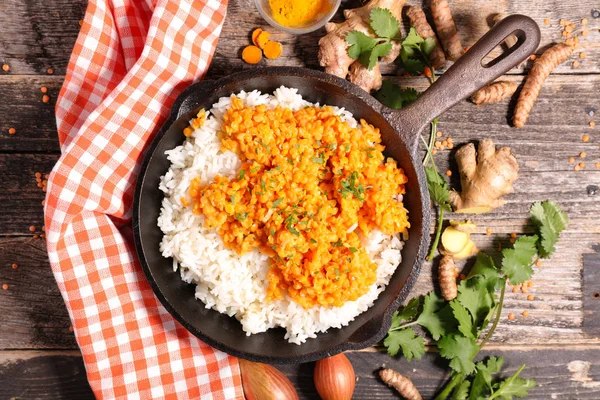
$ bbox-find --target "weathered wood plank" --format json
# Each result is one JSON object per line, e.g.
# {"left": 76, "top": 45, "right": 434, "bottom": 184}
{"left": 2, "top": 347, "right": 600, "bottom": 399}
{"left": 278, "top": 348, "right": 600, "bottom": 399}
{"left": 0, "top": 76, "right": 62, "bottom": 153}
{"left": 583, "top": 251, "right": 600, "bottom": 334}
{"left": 208, "top": 0, "right": 600, "bottom": 79}
{"left": 0, "top": 0, "right": 598, "bottom": 77}
{"left": 0, "top": 154, "right": 57, "bottom": 235}
{"left": 0, "top": 238, "right": 76, "bottom": 349}
{"left": 0, "top": 351, "right": 93, "bottom": 400}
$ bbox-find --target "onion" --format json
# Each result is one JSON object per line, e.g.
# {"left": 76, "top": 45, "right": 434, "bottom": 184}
{"left": 239, "top": 359, "right": 299, "bottom": 400}
{"left": 314, "top": 353, "right": 356, "bottom": 400}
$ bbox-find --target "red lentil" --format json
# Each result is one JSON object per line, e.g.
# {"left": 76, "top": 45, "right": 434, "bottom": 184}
{"left": 29, "top": 225, "right": 36, "bottom": 232}
{"left": 11, "top": 263, "right": 18, "bottom": 269}
{"left": 522, "top": 310, "right": 529, "bottom": 317}
{"left": 568, "top": 157, "right": 575, "bottom": 163}
{"left": 582, "top": 134, "right": 589, "bottom": 142}
{"left": 42, "top": 95, "right": 50, "bottom": 103}
{"left": 445, "top": 170, "right": 452, "bottom": 177}
{"left": 1, "top": 64, "right": 9, "bottom": 72}
{"left": 527, "top": 294, "right": 535, "bottom": 301}
{"left": 8, "top": 127, "right": 16, "bottom": 135}
{"left": 41, "top": 87, "right": 48, "bottom": 93}
{"left": 47, "top": 68, "right": 54, "bottom": 75}
{"left": 508, "top": 313, "right": 516, "bottom": 321}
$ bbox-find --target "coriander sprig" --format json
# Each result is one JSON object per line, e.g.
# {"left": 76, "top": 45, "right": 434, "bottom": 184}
{"left": 382, "top": 200, "right": 568, "bottom": 399}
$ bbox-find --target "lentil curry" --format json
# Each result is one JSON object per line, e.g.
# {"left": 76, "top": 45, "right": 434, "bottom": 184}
{"left": 189, "top": 97, "right": 410, "bottom": 309}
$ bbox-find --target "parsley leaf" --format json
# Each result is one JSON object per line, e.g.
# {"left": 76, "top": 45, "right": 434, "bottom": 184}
{"left": 425, "top": 166, "right": 452, "bottom": 211}
{"left": 374, "top": 80, "right": 419, "bottom": 109}
{"left": 383, "top": 327, "right": 425, "bottom": 360}
{"left": 346, "top": 31, "right": 377, "bottom": 60}
{"left": 530, "top": 200, "right": 568, "bottom": 258}
{"left": 417, "top": 292, "right": 457, "bottom": 340}
{"left": 450, "top": 300, "right": 476, "bottom": 338}
{"left": 438, "top": 333, "right": 480, "bottom": 375}
{"left": 370, "top": 7, "right": 400, "bottom": 39}
{"left": 501, "top": 235, "right": 538, "bottom": 285}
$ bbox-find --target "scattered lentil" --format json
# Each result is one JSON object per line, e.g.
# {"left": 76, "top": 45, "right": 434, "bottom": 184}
{"left": 436, "top": 131, "right": 442, "bottom": 137}
{"left": 572, "top": 60, "right": 580, "bottom": 69}
{"left": 459, "top": 273, "right": 467, "bottom": 280}
{"left": 486, "top": 227, "right": 492, "bottom": 236}
{"left": 530, "top": 55, "right": 537, "bottom": 61}
{"left": 582, "top": 134, "right": 590, "bottom": 142}
{"left": 11, "top": 263, "right": 18, "bottom": 269}
{"left": 579, "top": 52, "right": 587, "bottom": 59}
{"left": 8, "top": 127, "right": 16, "bottom": 135}
{"left": 527, "top": 281, "right": 533, "bottom": 287}
{"left": 42, "top": 95, "right": 50, "bottom": 103}
{"left": 527, "top": 294, "right": 535, "bottom": 301}
{"left": 47, "top": 68, "right": 54, "bottom": 75}
{"left": 596, "top": 162, "right": 600, "bottom": 169}
{"left": 543, "top": 18, "right": 550, "bottom": 25}
{"left": 35, "top": 172, "right": 42, "bottom": 179}
{"left": 590, "top": 121, "right": 596, "bottom": 128}
{"left": 2, "top": 64, "right": 9, "bottom": 72}
{"left": 69, "top": 325, "right": 74, "bottom": 332}
{"left": 568, "top": 157, "right": 575, "bottom": 163}
{"left": 432, "top": 149, "right": 437, "bottom": 155}
{"left": 580, "top": 152, "right": 587, "bottom": 158}
{"left": 33, "top": 235, "right": 39, "bottom": 239}
{"left": 445, "top": 169, "right": 452, "bottom": 177}
{"left": 535, "top": 260, "right": 543, "bottom": 267}
{"left": 508, "top": 313, "right": 516, "bottom": 321}
{"left": 512, "top": 286, "right": 519, "bottom": 293}
{"left": 578, "top": 162, "right": 586, "bottom": 169}
{"left": 521, "top": 286, "right": 529, "bottom": 294}
{"left": 510, "top": 232, "right": 517, "bottom": 239}
{"left": 41, "top": 87, "right": 48, "bottom": 93}
{"left": 522, "top": 310, "right": 529, "bottom": 317}
{"left": 29, "top": 226, "right": 36, "bottom": 232}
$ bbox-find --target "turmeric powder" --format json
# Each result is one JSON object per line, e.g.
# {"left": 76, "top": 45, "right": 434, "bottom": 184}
{"left": 269, "top": 0, "right": 328, "bottom": 27}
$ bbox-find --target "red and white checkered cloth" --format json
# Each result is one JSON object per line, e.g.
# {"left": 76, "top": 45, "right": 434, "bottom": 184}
{"left": 45, "top": 0, "right": 244, "bottom": 398}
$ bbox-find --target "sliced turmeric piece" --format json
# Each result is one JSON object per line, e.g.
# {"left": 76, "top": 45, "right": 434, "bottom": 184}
{"left": 263, "top": 40, "right": 282, "bottom": 59}
{"left": 242, "top": 45, "right": 262, "bottom": 64}
{"left": 513, "top": 43, "right": 573, "bottom": 128}
{"left": 256, "top": 30, "right": 270, "bottom": 49}
{"left": 251, "top": 28, "right": 263, "bottom": 47}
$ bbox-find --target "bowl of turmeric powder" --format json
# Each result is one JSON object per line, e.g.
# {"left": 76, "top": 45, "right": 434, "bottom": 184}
{"left": 255, "top": 0, "right": 341, "bottom": 34}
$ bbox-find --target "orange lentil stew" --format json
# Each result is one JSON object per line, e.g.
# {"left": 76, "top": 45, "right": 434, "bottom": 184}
{"left": 189, "top": 97, "right": 410, "bottom": 309}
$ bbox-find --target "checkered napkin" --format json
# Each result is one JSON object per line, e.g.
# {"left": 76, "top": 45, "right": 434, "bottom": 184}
{"left": 44, "top": 0, "right": 243, "bottom": 398}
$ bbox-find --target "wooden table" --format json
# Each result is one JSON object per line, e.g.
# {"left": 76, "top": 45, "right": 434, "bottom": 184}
{"left": 1, "top": 0, "right": 599, "bottom": 398}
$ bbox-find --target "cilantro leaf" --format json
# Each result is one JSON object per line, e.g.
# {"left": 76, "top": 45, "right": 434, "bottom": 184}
{"left": 468, "top": 252, "right": 503, "bottom": 291}
{"left": 450, "top": 300, "right": 475, "bottom": 338}
{"left": 361, "top": 42, "right": 393, "bottom": 70}
{"left": 530, "top": 200, "right": 568, "bottom": 258}
{"left": 403, "top": 58, "right": 425, "bottom": 75}
{"left": 417, "top": 292, "right": 457, "bottom": 340}
{"left": 422, "top": 37, "right": 437, "bottom": 56}
{"left": 383, "top": 327, "right": 425, "bottom": 360}
{"left": 346, "top": 31, "right": 377, "bottom": 60}
{"left": 469, "top": 357, "right": 504, "bottom": 400}
{"left": 489, "top": 365, "right": 536, "bottom": 400}
{"left": 438, "top": 333, "right": 480, "bottom": 375}
{"left": 374, "top": 80, "right": 419, "bottom": 109}
{"left": 390, "top": 296, "right": 422, "bottom": 329}
{"left": 370, "top": 7, "right": 400, "bottom": 39}
{"left": 457, "top": 276, "right": 495, "bottom": 329}
{"left": 403, "top": 27, "right": 424, "bottom": 47}
{"left": 425, "top": 166, "right": 451, "bottom": 211}
{"left": 501, "top": 235, "right": 538, "bottom": 285}
{"left": 452, "top": 380, "right": 471, "bottom": 400}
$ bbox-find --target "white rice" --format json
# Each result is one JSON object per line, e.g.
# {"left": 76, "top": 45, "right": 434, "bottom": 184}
{"left": 158, "top": 87, "right": 404, "bottom": 344}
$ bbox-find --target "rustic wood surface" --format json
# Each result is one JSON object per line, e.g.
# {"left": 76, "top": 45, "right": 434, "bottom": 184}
{"left": 0, "top": 0, "right": 599, "bottom": 398}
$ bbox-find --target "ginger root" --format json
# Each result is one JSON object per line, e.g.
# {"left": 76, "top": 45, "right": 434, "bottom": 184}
{"left": 513, "top": 43, "right": 574, "bottom": 128}
{"left": 406, "top": 6, "right": 446, "bottom": 69}
{"left": 318, "top": 0, "right": 405, "bottom": 92}
{"left": 379, "top": 368, "right": 422, "bottom": 400}
{"left": 438, "top": 255, "right": 458, "bottom": 301}
{"left": 449, "top": 139, "right": 519, "bottom": 213}
{"left": 441, "top": 227, "right": 469, "bottom": 254}
{"left": 431, "top": 0, "right": 464, "bottom": 61}
{"left": 450, "top": 219, "right": 477, "bottom": 233}
{"left": 470, "top": 81, "right": 519, "bottom": 105}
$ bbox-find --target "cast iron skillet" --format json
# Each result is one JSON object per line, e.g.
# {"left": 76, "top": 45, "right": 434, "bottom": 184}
{"left": 133, "top": 15, "right": 540, "bottom": 364}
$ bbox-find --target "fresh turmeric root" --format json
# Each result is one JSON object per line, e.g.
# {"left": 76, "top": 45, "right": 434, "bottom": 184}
{"left": 263, "top": 40, "right": 283, "bottom": 59}
{"left": 318, "top": 0, "right": 405, "bottom": 91}
{"left": 449, "top": 139, "right": 519, "bottom": 213}
{"left": 242, "top": 45, "right": 262, "bottom": 64}
{"left": 406, "top": 6, "right": 447, "bottom": 69}
{"left": 470, "top": 81, "right": 519, "bottom": 105}
{"left": 513, "top": 43, "right": 574, "bottom": 128}
{"left": 379, "top": 368, "right": 422, "bottom": 400}
{"left": 348, "top": 61, "right": 383, "bottom": 92}
{"left": 439, "top": 256, "right": 458, "bottom": 301}
{"left": 430, "top": 0, "right": 464, "bottom": 61}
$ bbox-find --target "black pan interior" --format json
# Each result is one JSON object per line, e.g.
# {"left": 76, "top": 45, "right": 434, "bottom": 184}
{"left": 133, "top": 68, "right": 430, "bottom": 363}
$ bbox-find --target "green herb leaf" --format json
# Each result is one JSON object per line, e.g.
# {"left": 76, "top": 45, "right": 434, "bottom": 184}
{"left": 361, "top": 42, "right": 393, "bottom": 70}
{"left": 457, "top": 276, "right": 495, "bottom": 328}
{"left": 391, "top": 297, "right": 422, "bottom": 329}
{"left": 489, "top": 364, "right": 536, "bottom": 400}
{"left": 349, "top": 247, "right": 358, "bottom": 253}
{"left": 312, "top": 156, "right": 325, "bottom": 164}
{"left": 286, "top": 224, "right": 300, "bottom": 236}
{"left": 370, "top": 7, "right": 400, "bottom": 39}
{"left": 238, "top": 169, "right": 246, "bottom": 180}
{"left": 235, "top": 212, "right": 248, "bottom": 221}
{"left": 530, "top": 200, "right": 568, "bottom": 258}
{"left": 422, "top": 37, "right": 437, "bottom": 56}
{"left": 425, "top": 166, "right": 451, "bottom": 211}
{"left": 469, "top": 357, "right": 505, "bottom": 400}
{"left": 272, "top": 198, "right": 283, "bottom": 208}
{"left": 230, "top": 194, "right": 236, "bottom": 204}
{"left": 374, "top": 80, "right": 419, "bottom": 109}
{"left": 501, "top": 235, "right": 538, "bottom": 285}
{"left": 416, "top": 292, "right": 457, "bottom": 340}
{"left": 346, "top": 31, "right": 377, "bottom": 60}
{"left": 403, "top": 58, "right": 425, "bottom": 75}
{"left": 403, "top": 27, "right": 424, "bottom": 47}
{"left": 450, "top": 300, "right": 476, "bottom": 338}
{"left": 340, "top": 171, "right": 365, "bottom": 202}
{"left": 452, "top": 380, "right": 471, "bottom": 400}
{"left": 383, "top": 327, "right": 425, "bottom": 360}
{"left": 438, "top": 333, "right": 480, "bottom": 375}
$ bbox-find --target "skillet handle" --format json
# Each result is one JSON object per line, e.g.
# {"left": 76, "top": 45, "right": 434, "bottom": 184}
{"left": 388, "top": 14, "right": 540, "bottom": 154}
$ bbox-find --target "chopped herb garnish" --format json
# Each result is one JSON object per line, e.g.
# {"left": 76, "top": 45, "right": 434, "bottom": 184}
{"left": 238, "top": 169, "right": 246, "bottom": 180}
{"left": 316, "top": 139, "right": 322, "bottom": 147}
{"left": 286, "top": 224, "right": 300, "bottom": 236}
{"left": 272, "top": 198, "right": 283, "bottom": 208}
{"left": 334, "top": 267, "right": 341, "bottom": 277}
{"left": 235, "top": 213, "right": 248, "bottom": 221}
{"left": 230, "top": 194, "right": 236, "bottom": 204}
{"left": 259, "top": 140, "right": 270, "bottom": 152}
{"left": 349, "top": 247, "right": 358, "bottom": 253}
{"left": 333, "top": 239, "right": 344, "bottom": 247}
{"left": 310, "top": 238, "right": 317, "bottom": 244}
{"left": 287, "top": 157, "right": 294, "bottom": 165}
{"left": 260, "top": 179, "right": 266, "bottom": 192}
{"left": 312, "top": 155, "right": 325, "bottom": 164}
{"left": 329, "top": 143, "right": 338, "bottom": 150}
{"left": 340, "top": 171, "right": 365, "bottom": 202}
{"left": 250, "top": 166, "right": 260, "bottom": 173}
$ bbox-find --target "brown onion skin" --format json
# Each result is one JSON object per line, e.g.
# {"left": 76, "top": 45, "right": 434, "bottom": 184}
{"left": 239, "top": 359, "right": 299, "bottom": 400}
{"left": 314, "top": 353, "right": 356, "bottom": 400}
